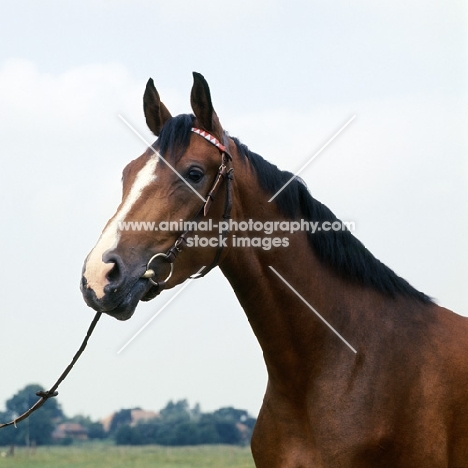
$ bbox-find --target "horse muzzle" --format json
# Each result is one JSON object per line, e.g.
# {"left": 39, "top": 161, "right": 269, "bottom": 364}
{"left": 80, "top": 251, "right": 169, "bottom": 320}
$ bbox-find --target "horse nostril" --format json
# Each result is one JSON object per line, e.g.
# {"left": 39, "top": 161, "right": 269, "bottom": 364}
{"left": 106, "top": 261, "right": 120, "bottom": 284}
{"left": 102, "top": 252, "right": 127, "bottom": 289}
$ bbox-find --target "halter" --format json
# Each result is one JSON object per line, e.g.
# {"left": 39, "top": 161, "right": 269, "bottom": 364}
{"left": 141, "top": 127, "right": 234, "bottom": 289}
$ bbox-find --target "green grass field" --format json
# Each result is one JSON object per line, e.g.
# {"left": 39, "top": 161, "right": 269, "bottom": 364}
{"left": 0, "top": 443, "right": 255, "bottom": 468}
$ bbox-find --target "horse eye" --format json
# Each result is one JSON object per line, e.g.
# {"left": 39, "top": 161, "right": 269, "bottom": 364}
{"left": 187, "top": 168, "right": 204, "bottom": 183}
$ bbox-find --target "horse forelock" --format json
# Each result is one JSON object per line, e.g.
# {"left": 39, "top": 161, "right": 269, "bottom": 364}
{"left": 153, "top": 114, "right": 195, "bottom": 163}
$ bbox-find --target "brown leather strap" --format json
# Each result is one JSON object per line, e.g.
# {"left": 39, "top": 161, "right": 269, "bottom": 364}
{"left": 159, "top": 131, "right": 234, "bottom": 282}
{"left": 194, "top": 165, "right": 234, "bottom": 278}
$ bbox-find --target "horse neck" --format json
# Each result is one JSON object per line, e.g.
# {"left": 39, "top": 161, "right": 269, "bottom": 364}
{"left": 218, "top": 160, "right": 364, "bottom": 388}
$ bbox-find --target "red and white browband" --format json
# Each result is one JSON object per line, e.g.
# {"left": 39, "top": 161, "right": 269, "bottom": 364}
{"left": 191, "top": 127, "right": 227, "bottom": 153}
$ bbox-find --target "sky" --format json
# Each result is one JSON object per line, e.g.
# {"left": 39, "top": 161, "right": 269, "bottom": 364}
{"left": 0, "top": 0, "right": 467, "bottom": 422}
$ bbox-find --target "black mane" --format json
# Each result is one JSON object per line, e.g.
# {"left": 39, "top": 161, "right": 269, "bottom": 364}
{"left": 156, "top": 114, "right": 432, "bottom": 303}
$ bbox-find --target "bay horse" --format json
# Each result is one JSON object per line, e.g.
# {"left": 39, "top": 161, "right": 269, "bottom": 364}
{"left": 81, "top": 72, "right": 468, "bottom": 467}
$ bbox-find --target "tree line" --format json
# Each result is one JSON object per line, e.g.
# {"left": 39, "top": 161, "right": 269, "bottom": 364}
{"left": 0, "top": 384, "right": 256, "bottom": 447}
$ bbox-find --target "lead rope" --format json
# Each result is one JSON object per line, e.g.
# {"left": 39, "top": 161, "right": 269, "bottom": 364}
{"left": 0, "top": 311, "right": 102, "bottom": 429}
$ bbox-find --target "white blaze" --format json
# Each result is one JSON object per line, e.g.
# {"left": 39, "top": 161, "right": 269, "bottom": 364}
{"left": 83, "top": 155, "right": 158, "bottom": 299}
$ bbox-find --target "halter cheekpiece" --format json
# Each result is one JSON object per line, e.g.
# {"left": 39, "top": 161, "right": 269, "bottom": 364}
{"left": 141, "top": 127, "right": 234, "bottom": 288}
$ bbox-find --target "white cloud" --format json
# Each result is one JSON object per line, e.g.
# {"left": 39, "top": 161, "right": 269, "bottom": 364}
{"left": 0, "top": 59, "right": 139, "bottom": 138}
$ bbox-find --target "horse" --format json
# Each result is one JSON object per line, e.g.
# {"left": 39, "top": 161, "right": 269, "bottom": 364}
{"left": 81, "top": 72, "right": 468, "bottom": 467}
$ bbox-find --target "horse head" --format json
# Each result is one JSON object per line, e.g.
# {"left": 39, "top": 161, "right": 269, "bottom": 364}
{"left": 81, "top": 73, "right": 233, "bottom": 320}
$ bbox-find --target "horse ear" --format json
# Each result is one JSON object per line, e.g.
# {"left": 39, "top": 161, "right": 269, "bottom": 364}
{"left": 190, "top": 72, "right": 223, "bottom": 136}
{"left": 143, "top": 78, "right": 172, "bottom": 136}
